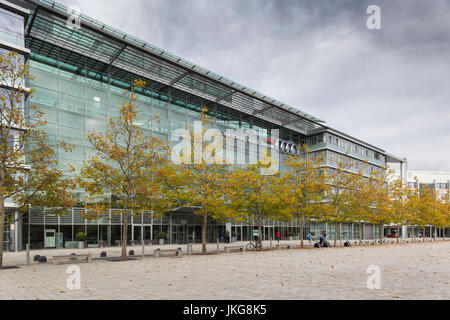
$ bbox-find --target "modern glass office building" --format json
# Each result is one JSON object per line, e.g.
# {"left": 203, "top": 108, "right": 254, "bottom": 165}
{"left": 1, "top": 0, "right": 405, "bottom": 251}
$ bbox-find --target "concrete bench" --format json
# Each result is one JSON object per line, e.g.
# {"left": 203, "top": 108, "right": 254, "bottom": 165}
{"left": 276, "top": 244, "right": 292, "bottom": 250}
{"left": 224, "top": 246, "right": 244, "bottom": 253}
{"left": 154, "top": 248, "right": 183, "bottom": 258}
{"left": 52, "top": 254, "right": 91, "bottom": 265}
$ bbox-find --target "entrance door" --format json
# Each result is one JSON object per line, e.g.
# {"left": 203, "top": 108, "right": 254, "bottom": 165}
{"left": 175, "top": 226, "right": 186, "bottom": 244}
{"left": 144, "top": 226, "right": 152, "bottom": 243}
{"left": 133, "top": 225, "right": 152, "bottom": 243}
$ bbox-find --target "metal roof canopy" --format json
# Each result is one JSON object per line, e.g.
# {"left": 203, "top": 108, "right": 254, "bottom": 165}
{"left": 25, "top": 0, "right": 325, "bottom": 137}
{"left": 26, "top": 37, "right": 304, "bottom": 141}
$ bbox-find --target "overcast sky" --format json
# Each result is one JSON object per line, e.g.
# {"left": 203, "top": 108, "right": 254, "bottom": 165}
{"left": 57, "top": 0, "right": 450, "bottom": 172}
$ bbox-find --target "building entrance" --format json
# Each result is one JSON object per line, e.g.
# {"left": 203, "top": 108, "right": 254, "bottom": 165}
{"left": 133, "top": 225, "right": 152, "bottom": 243}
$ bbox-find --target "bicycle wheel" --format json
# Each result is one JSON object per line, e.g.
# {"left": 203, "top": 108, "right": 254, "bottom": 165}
{"left": 246, "top": 242, "right": 255, "bottom": 250}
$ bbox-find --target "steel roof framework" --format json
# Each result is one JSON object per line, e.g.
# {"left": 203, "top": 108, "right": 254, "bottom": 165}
{"left": 25, "top": 0, "right": 325, "bottom": 138}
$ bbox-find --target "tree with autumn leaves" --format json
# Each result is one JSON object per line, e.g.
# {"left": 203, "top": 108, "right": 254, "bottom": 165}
{"left": 164, "top": 109, "right": 232, "bottom": 255}
{"left": 323, "top": 155, "right": 360, "bottom": 247}
{"left": 284, "top": 146, "right": 328, "bottom": 248}
{"left": 2, "top": 51, "right": 448, "bottom": 260}
{"left": 385, "top": 175, "right": 409, "bottom": 244}
{"left": 229, "top": 163, "right": 291, "bottom": 250}
{"left": 0, "top": 51, "right": 74, "bottom": 268}
{"left": 76, "top": 79, "right": 168, "bottom": 261}
{"left": 348, "top": 169, "right": 376, "bottom": 245}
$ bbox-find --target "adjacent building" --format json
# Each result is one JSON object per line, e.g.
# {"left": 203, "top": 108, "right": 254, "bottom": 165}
{"left": 1, "top": 0, "right": 405, "bottom": 251}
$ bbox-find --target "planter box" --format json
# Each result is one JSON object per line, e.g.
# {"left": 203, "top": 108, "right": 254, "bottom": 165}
{"left": 159, "top": 239, "right": 165, "bottom": 245}
{"left": 64, "top": 241, "right": 78, "bottom": 249}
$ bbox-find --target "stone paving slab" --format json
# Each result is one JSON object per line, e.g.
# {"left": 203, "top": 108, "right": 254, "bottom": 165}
{"left": 0, "top": 241, "right": 449, "bottom": 300}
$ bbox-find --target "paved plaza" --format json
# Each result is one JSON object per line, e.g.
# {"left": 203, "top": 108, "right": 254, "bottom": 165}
{"left": 0, "top": 241, "right": 448, "bottom": 300}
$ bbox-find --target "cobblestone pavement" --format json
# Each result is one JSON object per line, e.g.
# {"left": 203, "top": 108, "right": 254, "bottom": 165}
{"left": 0, "top": 241, "right": 448, "bottom": 300}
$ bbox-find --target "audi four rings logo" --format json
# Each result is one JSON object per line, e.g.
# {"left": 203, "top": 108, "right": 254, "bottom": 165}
{"left": 267, "top": 139, "right": 299, "bottom": 156}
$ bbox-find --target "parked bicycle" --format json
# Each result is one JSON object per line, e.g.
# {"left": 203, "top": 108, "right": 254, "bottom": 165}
{"left": 246, "top": 240, "right": 262, "bottom": 250}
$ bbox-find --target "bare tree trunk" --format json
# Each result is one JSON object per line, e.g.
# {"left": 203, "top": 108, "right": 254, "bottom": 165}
{"left": 434, "top": 227, "right": 437, "bottom": 241}
{"left": 359, "top": 222, "right": 362, "bottom": 246}
{"left": 397, "top": 225, "right": 400, "bottom": 244}
{"left": 411, "top": 225, "right": 415, "bottom": 242}
{"left": 0, "top": 192, "right": 5, "bottom": 269}
{"left": 379, "top": 224, "right": 383, "bottom": 245}
{"left": 334, "top": 222, "right": 338, "bottom": 247}
{"left": 300, "top": 218, "right": 304, "bottom": 249}
{"left": 258, "top": 223, "right": 263, "bottom": 251}
{"left": 121, "top": 207, "right": 129, "bottom": 261}
{"left": 422, "top": 228, "right": 425, "bottom": 242}
{"left": 202, "top": 212, "right": 207, "bottom": 255}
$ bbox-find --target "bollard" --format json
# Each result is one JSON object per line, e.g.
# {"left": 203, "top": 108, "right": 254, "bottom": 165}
{"left": 270, "top": 237, "right": 272, "bottom": 250}
{"left": 187, "top": 244, "right": 193, "bottom": 255}
{"left": 142, "top": 241, "right": 145, "bottom": 259}
{"left": 217, "top": 238, "right": 220, "bottom": 253}
{"left": 26, "top": 244, "right": 30, "bottom": 266}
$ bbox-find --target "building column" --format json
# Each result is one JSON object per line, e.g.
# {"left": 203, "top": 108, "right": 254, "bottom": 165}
{"left": 131, "top": 217, "right": 134, "bottom": 242}
{"left": 107, "top": 209, "right": 111, "bottom": 246}
{"left": 402, "top": 226, "right": 407, "bottom": 240}
{"left": 169, "top": 212, "right": 173, "bottom": 245}
{"left": 14, "top": 212, "right": 20, "bottom": 252}
{"left": 226, "top": 222, "right": 232, "bottom": 242}
{"left": 352, "top": 223, "right": 354, "bottom": 240}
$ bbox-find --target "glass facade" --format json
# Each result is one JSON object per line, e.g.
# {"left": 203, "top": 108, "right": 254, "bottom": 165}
{"left": 0, "top": 7, "right": 25, "bottom": 47}
{"left": 3, "top": 225, "right": 11, "bottom": 252}
{"left": 0, "top": 0, "right": 399, "bottom": 250}
{"left": 27, "top": 55, "right": 287, "bottom": 180}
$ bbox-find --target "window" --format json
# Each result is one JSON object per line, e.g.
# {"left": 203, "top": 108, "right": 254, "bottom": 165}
{"left": 437, "top": 183, "right": 448, "bottom": 190}
{"left": 0, "top": 8, "right": 24, "bottom": 37}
